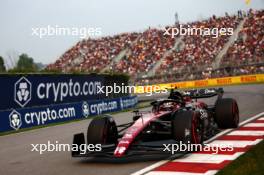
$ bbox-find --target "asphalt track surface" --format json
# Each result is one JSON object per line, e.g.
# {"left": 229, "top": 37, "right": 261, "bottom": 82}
{"left": 0, "top": 84, "right": 263, "bottom": 175}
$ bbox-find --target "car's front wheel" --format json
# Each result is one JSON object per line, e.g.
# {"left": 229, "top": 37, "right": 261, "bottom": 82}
{"left": 87, "top": 115, "right": 118, "bottom": 144}
{"left": 172, "top": 110, "right": 203, "bottom": 144}
{"left": 215, "top": 98, "right": 239, "bottom": 129}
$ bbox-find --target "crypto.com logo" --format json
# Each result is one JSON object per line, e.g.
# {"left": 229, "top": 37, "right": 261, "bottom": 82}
{"left": 14, "top": 77, "right": 32, "bottom": 107}
{"left": 82, "top": 102, "right": 89, "bottom": 118}
{"left": 9, "top": 110, "right": 22, "bottom": 130}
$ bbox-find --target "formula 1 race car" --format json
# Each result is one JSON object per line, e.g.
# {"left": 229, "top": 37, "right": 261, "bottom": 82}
{"left": 72, "top": 88, "right": 239, "bottom": 158}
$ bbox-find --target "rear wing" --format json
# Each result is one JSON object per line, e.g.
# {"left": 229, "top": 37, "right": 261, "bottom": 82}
{"left": 182, "top": 88, "right": 224, "bottom": 99}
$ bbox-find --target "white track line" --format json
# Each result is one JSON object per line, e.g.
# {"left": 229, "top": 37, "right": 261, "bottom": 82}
{"left": 130, "top": 160, "right": 169, "bottom": 175}
{"left": 204, "top": 112, "right": 264, "bottom": 143}
{"left": 204, "top": 171, "right": 219, "bottom": 175}
{"left": 209, "top": 139, "right": 262, "bottom": 148}
{"left": 145, "top": 170, "right": 218, "bottom": 175}
{"left": 257, "top": 117, "right": 264, "bottom": 120}
{"left": 172, "top": 152, "right": 243, "bottom": 164}
{"left": 238, "top": 112, "right": 264, "bottom": 126}
{"left": 131, "top": 112, "right": 264, "bottom": 175}
{"left": 145, "top": 171, "right": 203, "bottom": 175}
{"left": 244, "top": 123, "right": 264, "bottom": 127}
{"left": 227, "top": 130, "right": 264, "bottom": 136}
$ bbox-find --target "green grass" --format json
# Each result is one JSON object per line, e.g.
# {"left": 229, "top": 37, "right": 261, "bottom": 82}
{"left": 0, "top": 101, "right": 151, "bottom": 136}
{"left": 216, "top": 140, "right": 264, "bottom": 175}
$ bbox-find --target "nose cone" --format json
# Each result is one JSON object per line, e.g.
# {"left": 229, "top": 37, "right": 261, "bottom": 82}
{"left": 114, "top": 146, "right": 127, "bottom": 157}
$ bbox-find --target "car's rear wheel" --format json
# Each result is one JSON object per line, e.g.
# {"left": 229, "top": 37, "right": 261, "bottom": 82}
{"left": 215, "top": 98, "right": 239, "bottom": 129}
{"left": 172, "top": 110, "right": 203, "bottom": 144}
{"left": 87, "top": 115, "right": 118, "bottom": 144}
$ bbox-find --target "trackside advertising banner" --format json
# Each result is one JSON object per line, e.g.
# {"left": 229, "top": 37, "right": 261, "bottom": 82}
{"left": 0, "top": 74, "right": 116, "bottom": 110}
{"left": 135, "top": 74, "right": 264, "bottom": 93}
{"left": 0, "top": 96, "right": 138, "bottom": 132}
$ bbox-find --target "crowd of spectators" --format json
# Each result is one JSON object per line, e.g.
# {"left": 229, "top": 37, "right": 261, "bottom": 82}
{"left": 136, "top": 63, "right": 264, "bottom": 85}
{"left": 221, "top": 10, "right": 264, "bottom": 67}
{"left": 47, "top": 10, "right": 263, "bottom": 85}
{"left": 156, "top": 14, "right": 241, "bottom": 75}
{"left": 111, "top": 28, "right": 175, "bottom": 74}
{"left": 136, "top": 10, "right": 263, "bottom": 85}
{"left": 47, "top": 33, "right": 139, "bottom": 72}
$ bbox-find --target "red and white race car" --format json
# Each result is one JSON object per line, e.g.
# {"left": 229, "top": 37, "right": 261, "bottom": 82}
{"left": 72, "top": 88, "right": 239, "bottom": 158}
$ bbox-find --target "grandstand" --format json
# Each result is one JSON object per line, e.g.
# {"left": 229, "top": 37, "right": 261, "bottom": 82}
{"left": 47, "top": 9, "right": 264, "bottom": 85}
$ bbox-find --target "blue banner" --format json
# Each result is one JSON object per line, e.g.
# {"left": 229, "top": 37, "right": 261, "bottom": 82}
{"left": 0, "top": 74, "right": 126, "bottom": 110}
{"left": 0, "top": 96, "right": 138, "bottom": 133}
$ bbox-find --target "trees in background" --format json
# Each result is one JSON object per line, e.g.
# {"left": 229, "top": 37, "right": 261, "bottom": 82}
{"left": 8, "top": 53, "right": 39, "bottom": 73}
{"left": 16, "top": 54, "right": 37, "bottom": 72}
{"left": 0, "top": 56, "right": 6, "bottom": 72}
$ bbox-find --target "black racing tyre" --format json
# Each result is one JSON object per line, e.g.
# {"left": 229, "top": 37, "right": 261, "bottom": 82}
{"left": 87, "top": 115, "right": 118, "bottom": 144}
{"left": 172, "top": 110, "right": 203, "bottom": 144}
{"left": 215, "top": 98, "right": 239, "bottom": 129}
